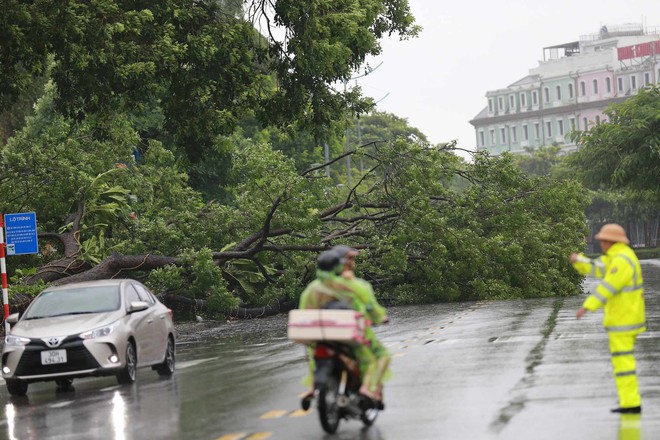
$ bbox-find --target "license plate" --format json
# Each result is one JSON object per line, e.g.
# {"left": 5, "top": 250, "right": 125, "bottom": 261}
{"left": 41, "top": 349, "right": 67, "bottom": 365}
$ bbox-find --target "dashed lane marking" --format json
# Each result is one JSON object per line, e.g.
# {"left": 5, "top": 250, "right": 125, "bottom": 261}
{"left": 245, "top": 433, "right": 272, "bottom": 440}
{"left": 393, "top": 353, "right": 405, "bottom": 358}
{"left": 216, "top": 433, "right": 273, "bottom": 440}
{"left": 259, "top": 410, "right": 287, "bottom": 419}
{"left": 289, "top": 409, "right": 313, "bottom": 417}
{"left": 216, "top": 433, "right": 247, "bottom": 440}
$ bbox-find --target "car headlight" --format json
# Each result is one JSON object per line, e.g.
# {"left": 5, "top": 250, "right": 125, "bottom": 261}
{"left": 5, "top": 335, "right": 31, "bottom": 346}
{"left": 79, "top": 322, "right": 117, "bottom": 340}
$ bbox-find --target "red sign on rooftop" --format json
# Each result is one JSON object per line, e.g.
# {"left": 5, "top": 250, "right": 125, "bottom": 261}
{"left": 617, "top": 40, "right": 660, "bottom": 60}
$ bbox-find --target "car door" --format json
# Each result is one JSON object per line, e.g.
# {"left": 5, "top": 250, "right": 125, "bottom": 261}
{"left": 134, "top": 283, "right": 168, "bottom": 364}
{"left": 124, "top": 284, "right": 155, "bottom": 366}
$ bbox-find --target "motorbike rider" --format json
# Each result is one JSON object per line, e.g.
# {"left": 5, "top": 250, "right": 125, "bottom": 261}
{"left": 298, "top": 250, "right": 377, "bottom": 405}
{"left": 331, "top": 245, "right": 391, "bottom": 402}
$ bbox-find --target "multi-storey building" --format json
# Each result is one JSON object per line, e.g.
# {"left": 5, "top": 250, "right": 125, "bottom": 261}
{"left": 470, "top": 24, "right": 660, "bottom": 155}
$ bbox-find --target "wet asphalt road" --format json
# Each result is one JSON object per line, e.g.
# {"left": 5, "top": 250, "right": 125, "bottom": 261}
{"left": 1, "top": 260, "right": 660, "bottom": 439}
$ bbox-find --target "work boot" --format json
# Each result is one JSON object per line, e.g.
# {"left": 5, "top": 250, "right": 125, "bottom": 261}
{"left": 611, "top": 406, "right": 641, "bottom": 414}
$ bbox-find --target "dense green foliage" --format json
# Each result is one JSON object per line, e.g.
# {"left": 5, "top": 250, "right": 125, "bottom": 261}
{"left": 566, "top": 86, "right": 659, "bottom": 244}
{"left": 568, "top": 85, "right": 660, "bottom": 197}
{"left": 0, "top": 0, "right": 591, "bottom": 317}
{"left": 513, "top": 87, "right": 659, "bottom": 249}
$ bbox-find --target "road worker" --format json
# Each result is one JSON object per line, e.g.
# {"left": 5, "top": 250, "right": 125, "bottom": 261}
{"left": 571, "top": 223, "right": 645, "bottom": 414}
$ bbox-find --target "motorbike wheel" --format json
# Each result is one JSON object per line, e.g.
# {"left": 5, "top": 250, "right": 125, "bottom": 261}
{"left": 318, "top": 374, "right": 341, "bottom": 434}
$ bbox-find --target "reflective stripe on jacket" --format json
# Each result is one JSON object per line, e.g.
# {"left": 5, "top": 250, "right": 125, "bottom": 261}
{"left": 572, "top": 254, "right": 609, "bottom": 278}
{"left": 574, "top": 243, "right": 646, "bottom": 334}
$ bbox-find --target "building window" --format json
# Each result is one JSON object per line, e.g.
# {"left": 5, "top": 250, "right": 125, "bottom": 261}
{"left": 546, "top": 121, "right": 552, "bottom": 138}
{"left": 488, "top": 99, "right": 493, "bottom": 112}
{"left": 644, "top": 72, "right": 651, "bottom": 86}
{"left": 568, "top": 83, "right": 574, "bottom": 98}
{"left": 523, "top": 125, "right": 529, "bottom": 141}
{"left": 583, "top": 117, "right": 588, "bottom": 129}
{"left": 580, "top": 81, "right": 586, "bottom": 96}
{"left": 631, "top": 75, "right": 637, "bottom": 90}
{"left": 534, "top": 123, "right": 540, "bottom": 139}
{"left": 490, "top": 129, "right": 495, "bottom": 145}
{"left": 520, "top": 93, "right": 526, "bottom": 108}
{"left": 555, "top": 85, "right": 562, "bottom": 100}
{"left": 509, "top": 95, "right": 515, "bottom": 110}
{"left": 479, "top": 131, "right": 485, "bottom": 147}
{"left": 618, "top": 77, "right": 624, "bottom": 92}
{"left": 558, "top": 120, "right": 564, "bottom": 136}
{"left": 606, "top": 77, "right": 611, "bottom": 93}
{"left": 500, "top": 127, "right": 506, "bottom": 144}
{"left": 532, "top": 91, "right": 538, "bottom": 106}
{"left": 511, "top": 127, "right": 517, "bottom": 143}
{"left": 498, "top": 97, "right": 504, "bottom": 111}
{"left": 592, "top": 79, "right": 598, "bottom": 94}
{"left": 569, "top": 117, "right": 576, "bottom": 131}
{"left": 544, "top": 87, "right": 550, "bottom": 103}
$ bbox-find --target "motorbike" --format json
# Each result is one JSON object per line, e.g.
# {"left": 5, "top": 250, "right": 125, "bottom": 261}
{"left": 301, "top": 340, "right": 381, "bottom": 434}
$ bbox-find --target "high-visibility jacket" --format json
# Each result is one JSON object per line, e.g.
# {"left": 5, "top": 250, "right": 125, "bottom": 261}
{"left": 341, "top": 277, "right": 388, "bottom": 326}
{"left": 572, "top": 242, "right": 646, "bottom": 335}
{"left": 298, "top": 274, "right": 367, "bottom": 314}
{"left": 298, "top": 274, "right": 375, "bottom": 384}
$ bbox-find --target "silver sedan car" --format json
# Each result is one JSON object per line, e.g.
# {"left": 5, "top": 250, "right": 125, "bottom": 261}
{"left": 2, "top": 279, "right": 176, "bottom": 396}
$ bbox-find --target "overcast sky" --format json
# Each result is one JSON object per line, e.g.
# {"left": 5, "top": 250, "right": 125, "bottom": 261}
{"left": 357, "top": 0, "right": 659, "bottom": 157}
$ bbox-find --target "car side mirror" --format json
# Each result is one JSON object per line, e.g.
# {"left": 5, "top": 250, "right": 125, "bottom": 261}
{"left": 128, "top": 301, "right": 149, "bottom": 313}
{"left": 6, "top": 313, "right": 19, "bottom": 324}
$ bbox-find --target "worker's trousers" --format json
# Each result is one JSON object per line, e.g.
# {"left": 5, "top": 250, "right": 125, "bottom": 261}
{"left": 609, "top": 333, "right": 641, "bottom": 408}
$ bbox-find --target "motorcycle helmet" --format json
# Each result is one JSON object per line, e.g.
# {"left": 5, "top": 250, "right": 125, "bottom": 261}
{"left": 317, "top": 249, "right": 345, "bottom": 274}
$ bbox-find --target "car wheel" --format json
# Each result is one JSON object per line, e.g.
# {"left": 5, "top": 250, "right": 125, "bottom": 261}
{"left": 55, "top": 378, "right": 74, "bottom": 392}
{"left": 6, "top": 379, "right": 28, "bottom": 397}
{"left": 117, "top": 341, "right": 137, "bottom": 385}
{"left": 156, "top": 335, "right": 175, "bottom": 377}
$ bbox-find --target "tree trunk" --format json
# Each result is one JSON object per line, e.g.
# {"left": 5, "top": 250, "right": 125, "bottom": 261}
{"left": 50, "top": 252, "right": 179, "bottom": 286}
{"left": 26, "top": 231, "right": 90, "bottom": 285}
{"left": 161, "top": 294, "right": 296, "bottom": 319}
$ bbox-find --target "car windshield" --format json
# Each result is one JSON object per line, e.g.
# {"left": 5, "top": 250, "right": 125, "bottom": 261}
{"left": 24, "top": 286, "right": 121, "bottom": 319}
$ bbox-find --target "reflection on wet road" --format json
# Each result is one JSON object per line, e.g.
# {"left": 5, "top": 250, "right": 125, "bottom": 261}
{"left": 1, "top": 260, "right": 659, "bottom": 439}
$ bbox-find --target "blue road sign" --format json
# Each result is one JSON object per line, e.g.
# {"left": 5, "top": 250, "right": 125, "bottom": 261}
{"left": 4, "top": 212, "right": 39, "bottom": 256}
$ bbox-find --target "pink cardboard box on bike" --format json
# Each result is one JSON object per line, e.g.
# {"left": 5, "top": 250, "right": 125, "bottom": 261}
{"left": 287, "top": 309, "right": 367, "bottom": 346}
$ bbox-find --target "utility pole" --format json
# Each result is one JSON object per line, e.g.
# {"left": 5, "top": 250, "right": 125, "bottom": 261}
{"left": 324, "top": 142, "right": 330, "bottom": 177}
{"left": 343, "top": 62, "right": 384, "bottom": 187}
{"left": 357, "top": 116, "right": 363, "bottom": 175}
{"left": 344, "top": 78, "right": 351, "bottom": 187}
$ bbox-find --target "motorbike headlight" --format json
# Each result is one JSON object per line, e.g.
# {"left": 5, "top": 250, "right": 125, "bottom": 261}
{"left": 79, "top": 322, "right": 117, "bottom": 340}
{"left": 5, "top": 335, "right": 31, "bottom": 346}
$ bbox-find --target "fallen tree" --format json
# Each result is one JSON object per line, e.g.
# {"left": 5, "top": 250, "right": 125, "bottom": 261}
{"left": 7, "top": 139, "right": 589, "bottom": 320}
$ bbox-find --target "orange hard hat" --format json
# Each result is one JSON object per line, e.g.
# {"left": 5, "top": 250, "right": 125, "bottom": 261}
{"left": 594, "top": 223, "right": 629, "bottom": 244}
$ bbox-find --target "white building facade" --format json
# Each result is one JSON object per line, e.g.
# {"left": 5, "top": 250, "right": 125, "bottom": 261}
{"left": 470, "top": 24, "right": 660, "bottom": 155}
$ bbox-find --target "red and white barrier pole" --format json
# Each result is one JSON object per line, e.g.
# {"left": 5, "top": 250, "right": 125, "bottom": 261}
{"left": 0, "top": 215, "right": 9, "bottom": 334}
